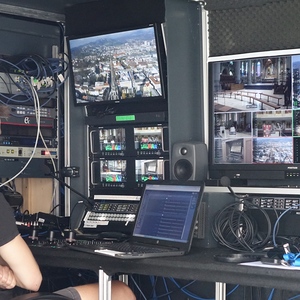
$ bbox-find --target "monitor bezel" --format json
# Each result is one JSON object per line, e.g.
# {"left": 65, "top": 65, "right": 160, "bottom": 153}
{"left": 66, "top": 22, "right": 167, "bottom": 108}
{"left": 208, "top": 49, "right": 300, "bottom": 187}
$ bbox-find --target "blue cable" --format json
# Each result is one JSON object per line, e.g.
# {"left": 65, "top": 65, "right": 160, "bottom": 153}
{"left": 0, "top": 56, "right": 67, "bottom": 91}
{"left": 272, "top": 203, "right": 300, "bottom": 247}
{"left": 0, "top": 58, "right": 28, "bottom": 77}
{"left": 152, "top": 289, "right": 172, "bottom": 299}
{"left": 226, "top": 284, "right": 239, "bottom": 296}
{"left": 169, "top": 278, "right": 240, "bottom": 300}
{"left": 169, "top": 278, "right": 213, "bottom": 300}
{"left": 162, "top": 277, "right": 171, "bottom": 300}
{"left": 267, "top": 288, "right": 275, "bottom": 300}
{"left": 149, "top": 275, "right": 158, "bottom": 299}
{"left": 129, "top": 275, "right": 147, "bottom": 300}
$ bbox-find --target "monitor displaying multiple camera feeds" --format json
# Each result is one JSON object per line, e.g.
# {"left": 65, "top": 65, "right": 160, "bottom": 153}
{"left": 68, "top": 24, "right": 166, "bottom": 106}
{"left": 210, "top": 52, "right": 300, "bottom": 180}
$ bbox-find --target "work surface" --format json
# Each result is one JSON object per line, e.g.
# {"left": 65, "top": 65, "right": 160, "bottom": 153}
{"left": 29, "top": 245, "right": 300, "bottom": 292}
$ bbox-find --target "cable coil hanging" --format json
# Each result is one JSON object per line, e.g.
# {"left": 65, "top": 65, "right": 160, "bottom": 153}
{"left": 212, "top": 199, "right": 272, "bottom": 252}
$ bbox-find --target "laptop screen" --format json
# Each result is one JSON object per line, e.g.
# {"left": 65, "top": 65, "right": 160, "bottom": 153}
{"left": 132, "top": 183, "right": 203, "bottom": 243}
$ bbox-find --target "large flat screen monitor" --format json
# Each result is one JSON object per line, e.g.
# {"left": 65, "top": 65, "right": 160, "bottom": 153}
{"left": 208, "top": 49, "right": 300, "bottom": 186}
{"left": 67, "top": 23, "right": 167, "bottom": 107}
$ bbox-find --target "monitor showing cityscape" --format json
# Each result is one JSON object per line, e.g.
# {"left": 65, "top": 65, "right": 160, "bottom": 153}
{"left": 67, "top": 24, "right": 167, "bottom": 106}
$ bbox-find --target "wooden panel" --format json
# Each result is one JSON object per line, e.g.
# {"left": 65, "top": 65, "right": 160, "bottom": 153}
{"left": 15, "top": 178, "right": 54, "bottom": 214}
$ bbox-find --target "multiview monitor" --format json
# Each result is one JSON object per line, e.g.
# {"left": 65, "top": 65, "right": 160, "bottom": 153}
{"left": 208, "top": 49, "right": 300, "bottom": 186}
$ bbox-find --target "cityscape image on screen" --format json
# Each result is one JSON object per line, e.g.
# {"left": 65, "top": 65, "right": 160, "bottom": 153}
{"left": 68, "top": 25, "right": 164, "bottom": 105}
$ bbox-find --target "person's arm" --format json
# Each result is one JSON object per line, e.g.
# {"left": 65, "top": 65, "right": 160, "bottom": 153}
{"left": 0, "top": 265, "right": 16, "bottom": 289}
{"left": 0, "top": 234, "right": 42, "bottom": 291}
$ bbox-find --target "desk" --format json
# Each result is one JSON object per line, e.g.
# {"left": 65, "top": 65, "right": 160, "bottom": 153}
{"left": 29, "top": 245, "right": 300, "bottom": 299}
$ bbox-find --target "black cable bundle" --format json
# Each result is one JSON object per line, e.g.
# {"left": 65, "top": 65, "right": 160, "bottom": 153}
{"left": 212, "top": 199, "right": 272, "bottom": 252}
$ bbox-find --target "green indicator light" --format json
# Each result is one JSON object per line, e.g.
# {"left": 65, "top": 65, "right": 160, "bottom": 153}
{"left": 116, "top": 115, "right": 135, "bottom": 121}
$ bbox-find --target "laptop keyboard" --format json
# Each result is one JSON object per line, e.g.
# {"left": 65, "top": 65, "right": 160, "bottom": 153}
{"left": 106, "top": 242, "right": 175, "bottom": 253}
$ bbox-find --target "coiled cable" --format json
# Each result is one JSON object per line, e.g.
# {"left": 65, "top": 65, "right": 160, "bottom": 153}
{"left": 212, "top": 199, "right": 272, "bottom": 252}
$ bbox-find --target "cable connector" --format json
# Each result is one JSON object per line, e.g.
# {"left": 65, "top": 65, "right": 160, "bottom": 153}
{"left": 283, "top": 243, "right": 291, "bottom": 254}
{"left": 60, "top": 166, "right": 80, "bottom": 178}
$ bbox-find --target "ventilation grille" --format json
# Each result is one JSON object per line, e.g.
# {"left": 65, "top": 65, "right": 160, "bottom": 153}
{"left": 206, "top": 0, "right": 300, "bottom": 57}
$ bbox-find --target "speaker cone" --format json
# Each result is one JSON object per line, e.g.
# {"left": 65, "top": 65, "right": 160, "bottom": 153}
{"left": 173, "top": 159, "right": 193, "bottom": 181}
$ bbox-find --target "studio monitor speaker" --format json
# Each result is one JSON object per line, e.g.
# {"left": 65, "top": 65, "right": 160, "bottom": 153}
{"left": 171, "top": 141, "right": 208, "bottom": 181}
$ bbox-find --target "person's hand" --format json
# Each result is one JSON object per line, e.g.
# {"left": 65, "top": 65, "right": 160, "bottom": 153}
{"left": 0, "top": 265, "right": 16, "bottom": 289}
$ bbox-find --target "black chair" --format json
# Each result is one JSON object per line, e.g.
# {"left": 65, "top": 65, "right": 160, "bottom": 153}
{"left": 12, "top": 292, "right": 71, "bottom": 300}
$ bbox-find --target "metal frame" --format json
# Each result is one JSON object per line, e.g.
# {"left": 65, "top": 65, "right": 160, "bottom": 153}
{"left": 0, "top": 3, "right": 65, "bottom": 22}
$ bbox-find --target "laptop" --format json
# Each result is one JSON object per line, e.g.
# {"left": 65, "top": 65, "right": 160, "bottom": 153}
{"left": 70, "top": 181, "right": 204, "bottom": 259}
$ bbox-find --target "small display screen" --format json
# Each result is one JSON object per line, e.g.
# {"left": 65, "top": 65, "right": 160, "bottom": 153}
{"left": 100, "top": 159, "right": 126, "bottom": 182}
{"left": 134, "top": 126, "right": 163, "bottom": 151}
{"left": 90, "top": 127, "right": 126, "bottom": 154}
{"left": 135, "top": 159, "right": 164, "bottom": 182}
{"left": 99, "top": 128, "right": 125, "bottom": 152}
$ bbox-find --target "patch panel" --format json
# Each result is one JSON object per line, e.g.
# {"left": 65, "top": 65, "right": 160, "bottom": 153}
{"left": 250, "top": 196, "right": 300, "bottom": 210}
{"left": 10, "top": 104, "right": 57, "bottom": 118}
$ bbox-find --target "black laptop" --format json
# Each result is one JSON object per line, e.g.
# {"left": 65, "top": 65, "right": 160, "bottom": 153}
{"left": 71, "top": 181, "right": 204, "bottom": 259}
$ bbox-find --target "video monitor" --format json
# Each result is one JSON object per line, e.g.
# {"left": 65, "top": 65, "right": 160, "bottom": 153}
{"left": 134, "top": 125, "right": 168, "bottom": 155}
{"left": 67, "top": 23, "right": 167, "bottom": 106}
{"left": 209, "top": 50, "right": 300, "bottom": 185}
{"left": 135, "top": 159, "right": 165, "bottom": 182}
{"left": 91, "top": 159, "right": 127, "bottom": 188}
{"left": 90, "top": 127, "right": 126, "bottom": 155}
{"left": 100, "top": 159, "right": 126, "bottom": 182}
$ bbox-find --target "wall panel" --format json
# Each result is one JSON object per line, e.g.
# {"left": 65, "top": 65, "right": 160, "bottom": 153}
{"left": 205, "top": 0, "right": 300, "bottom": 56}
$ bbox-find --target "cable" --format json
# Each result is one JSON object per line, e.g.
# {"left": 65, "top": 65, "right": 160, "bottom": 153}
{"left": 268, "top": 288, "right": 275, "bottom": 300}
{"left": 0, "top": 55, "right": 68, "bottom": 107}
{"left": 227, "top": 284, "right": 240, "bottom": 296}
{"left": 48, "top": 173, "right": 94, "bottom": 209}
{"left": 0, "top": 53, "right": 68, "bottom": 205}
{"left": 162, "top": 277, "right": 171, "bottom": 300}
{"left": 129, "top": 275, "right": 147, "bottom": 300}
{"left": 212, "top": 198, "right": 272, "bottom": 252}
{"left": 168, "top": 278, "right": 213, "bottom": 300}
{"left": 272, "top": 203, "right": 300, "bottom": 248}
{"left": 39, "top": 128, "right": 57, "bottom": 174}
{"left": 0, "top": 76, "right": 41, "bottom": 188}
{"left": 149, "top": 276, "right": 158, "bottom": 299}
{"left": 168, "top": 278, "right": 240, "bottom": 300}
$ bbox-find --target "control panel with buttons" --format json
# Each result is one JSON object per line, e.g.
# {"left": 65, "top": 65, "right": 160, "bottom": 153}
{"left": 81, "top": 195, "right": 140, "bottom": 232}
